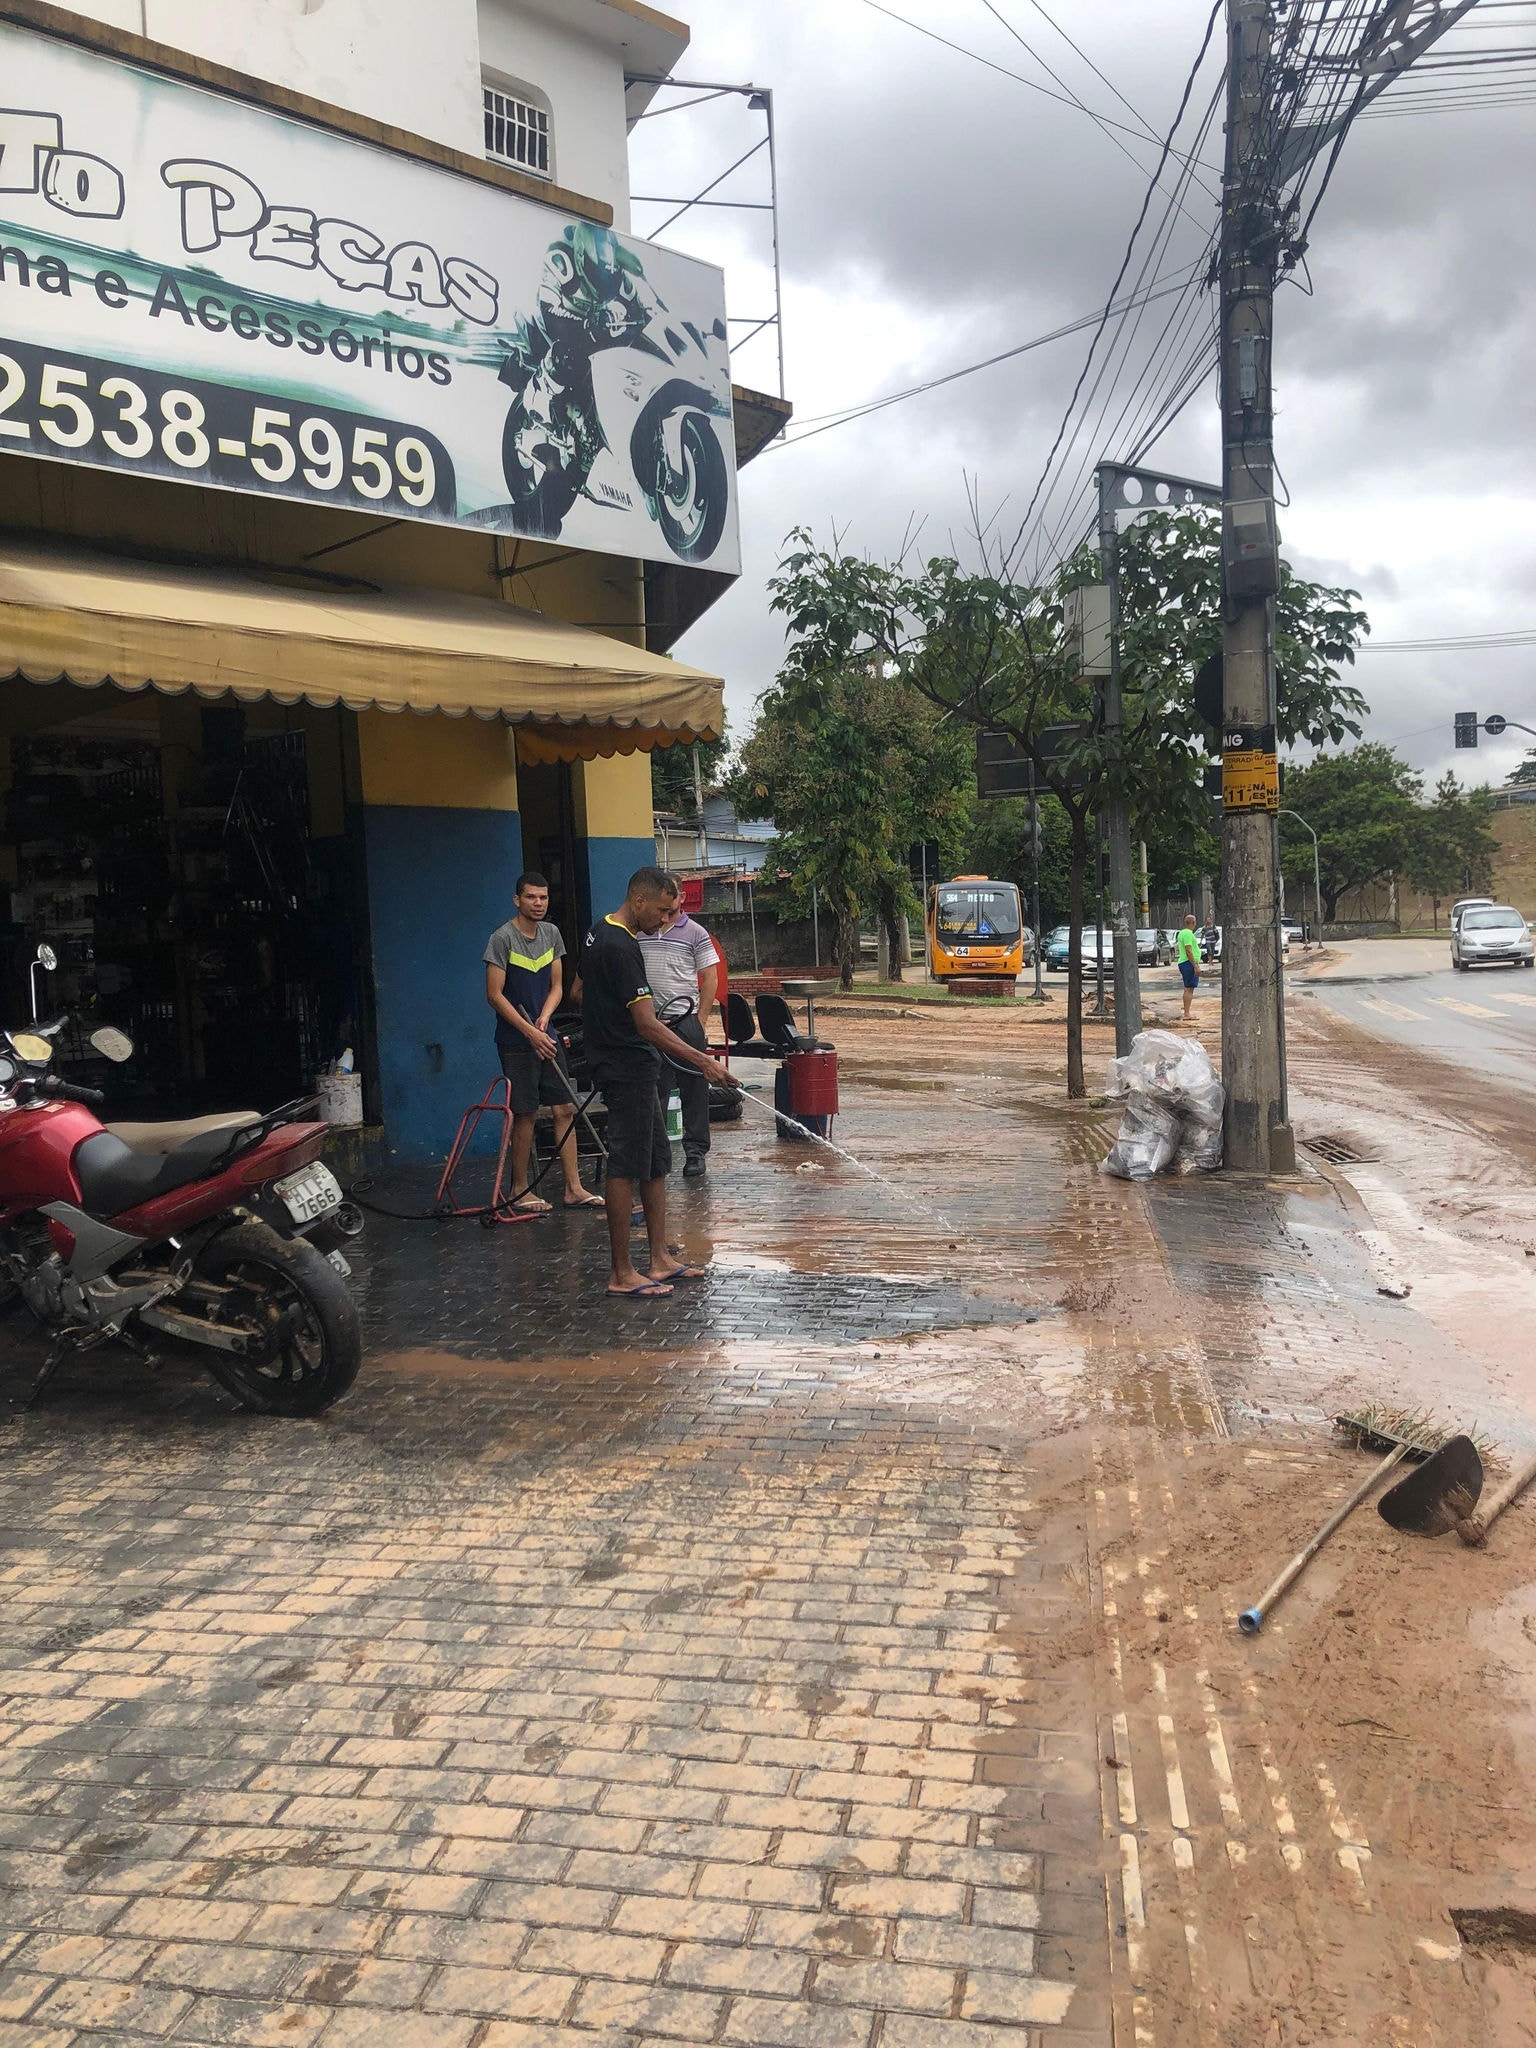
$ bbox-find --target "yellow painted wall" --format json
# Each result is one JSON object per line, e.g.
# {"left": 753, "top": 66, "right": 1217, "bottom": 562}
{"left": 356, "top": 710, "right": 519, "bottom": 811}
{"left": 578, "top": 749, "right": 653, "bottom": 839}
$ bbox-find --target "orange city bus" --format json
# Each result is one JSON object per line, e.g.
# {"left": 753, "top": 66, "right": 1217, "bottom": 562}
{"left": 926, "top": 876, "right": 1025, "bottom": 988}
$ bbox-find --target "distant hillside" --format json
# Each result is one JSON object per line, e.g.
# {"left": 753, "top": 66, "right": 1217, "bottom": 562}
{"left": 1492, "top": 803, "right": 1536, "bottom": 915}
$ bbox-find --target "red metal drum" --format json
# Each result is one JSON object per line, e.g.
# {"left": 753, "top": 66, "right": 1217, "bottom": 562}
{"left": 784, "top": 1049, "right": 839, "bottom": 1118}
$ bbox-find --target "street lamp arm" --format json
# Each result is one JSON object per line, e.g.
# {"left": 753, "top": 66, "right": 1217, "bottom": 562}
{"left": 1279, "top": 810, "right": 1324, "bottom": 946}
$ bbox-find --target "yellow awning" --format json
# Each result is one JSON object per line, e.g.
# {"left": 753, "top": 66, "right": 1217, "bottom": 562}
{"left": 0, "top": 535, "right": 722, "bottom": 756}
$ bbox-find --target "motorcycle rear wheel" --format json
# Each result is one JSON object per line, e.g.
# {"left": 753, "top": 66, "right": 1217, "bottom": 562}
{"left": 181, "top": 1221, "right": 361, "bottom": 1416}
{"left": 501, "top": 396, "right": 580, "bottom": 538}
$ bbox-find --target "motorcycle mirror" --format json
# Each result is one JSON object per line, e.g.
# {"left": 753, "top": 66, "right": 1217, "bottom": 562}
{"left": 34, "top": 943, "right": 57, "bottom": 973}
{"left": 11, "top": 1033, "right": 53, "bottom": 1065}
{"left": 89, "top": 1026, "right": 134, "bottom": 1064}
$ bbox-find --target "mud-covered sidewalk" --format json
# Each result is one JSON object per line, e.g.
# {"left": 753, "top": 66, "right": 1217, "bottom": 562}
{"left": 0, "top": 1003, "right": 1532, "bottom": 2047}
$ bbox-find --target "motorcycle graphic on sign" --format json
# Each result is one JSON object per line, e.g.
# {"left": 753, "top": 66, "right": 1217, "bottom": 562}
{"left": 496, "top": 225, "right": 733, "bottom": 562}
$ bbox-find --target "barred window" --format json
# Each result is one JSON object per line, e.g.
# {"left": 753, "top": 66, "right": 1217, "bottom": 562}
{"left": 484, "top": 83, "right": 550, "bottom": 177}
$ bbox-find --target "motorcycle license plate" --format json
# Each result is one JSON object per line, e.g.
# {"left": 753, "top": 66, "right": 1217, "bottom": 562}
{"left": 273, "top": 1162, "right": 343, "bottom": 1225}
{"left": 325, "top": 1250, "right": 352, "bottom": 1279}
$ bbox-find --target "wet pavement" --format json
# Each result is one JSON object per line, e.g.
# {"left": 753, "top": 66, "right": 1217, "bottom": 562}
{"left": 1300, "top": 938, "right": 1536, "bottom": 1099}
{"left": 1, "top": 1006, "right": 1533, "bottom": 2047}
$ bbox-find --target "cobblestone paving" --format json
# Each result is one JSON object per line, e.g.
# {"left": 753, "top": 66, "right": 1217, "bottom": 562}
{"left": 0, "top": 1021, "right": 1425, "bottom": 2047}
{"left": 0, "top": 1036, "right": 1115, "bottom": 2048}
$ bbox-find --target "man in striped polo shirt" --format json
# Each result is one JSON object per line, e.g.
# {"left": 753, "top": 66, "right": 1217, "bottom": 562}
{"left": 637, "top": 880, "right": 721, "bottom": 1178}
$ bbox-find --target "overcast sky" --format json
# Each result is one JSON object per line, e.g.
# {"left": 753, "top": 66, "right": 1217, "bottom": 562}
{"left": 629, "top": 0, "right": 1536, "bottom": 790}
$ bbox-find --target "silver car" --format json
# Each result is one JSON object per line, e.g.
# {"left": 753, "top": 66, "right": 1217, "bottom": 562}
{"left": 1451, "top": 904, "right": 1534, "bottom": 970}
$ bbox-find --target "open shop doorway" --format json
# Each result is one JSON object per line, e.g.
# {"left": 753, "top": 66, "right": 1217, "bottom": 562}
{"left": 514, "top": 755, "right": 584, "bottom": 957}
{"left": 0, "top": 690, "right": 371, "bottom": 1118}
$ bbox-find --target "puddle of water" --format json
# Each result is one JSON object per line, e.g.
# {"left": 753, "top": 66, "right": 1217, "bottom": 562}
{"left": 706, "top": 1249, "right": 798, "bottom": 1274}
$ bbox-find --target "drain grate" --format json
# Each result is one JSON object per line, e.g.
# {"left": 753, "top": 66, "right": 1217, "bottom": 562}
{"left": 1304, "top": 1134, "right": 1376, "bottom": 1166}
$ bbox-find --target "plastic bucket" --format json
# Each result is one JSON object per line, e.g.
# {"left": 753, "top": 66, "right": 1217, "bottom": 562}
{"left": 315, "top": 1071, "right": 363, "bottom": 1127}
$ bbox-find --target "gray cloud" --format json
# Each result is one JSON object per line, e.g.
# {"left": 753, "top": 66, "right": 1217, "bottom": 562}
{"left": 631, "top": 1, "right": 1536, "bottom": 789}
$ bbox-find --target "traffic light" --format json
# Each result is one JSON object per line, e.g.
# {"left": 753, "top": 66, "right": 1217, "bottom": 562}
{"left": 1454, "top": 712, "right": 1478, "bottom": 749}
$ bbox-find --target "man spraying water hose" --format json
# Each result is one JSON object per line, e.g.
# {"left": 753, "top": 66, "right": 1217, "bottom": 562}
{"left": 581, "top": 869, "right": 737, "bottom": 1298}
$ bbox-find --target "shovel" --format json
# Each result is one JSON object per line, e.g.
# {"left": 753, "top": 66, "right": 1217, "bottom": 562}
{"left": 1238, "top": 1439, "right": 1413, "bottom": 1635}
{"left": 1377, "top": 1433, "right": 1484, "bottom": 1535}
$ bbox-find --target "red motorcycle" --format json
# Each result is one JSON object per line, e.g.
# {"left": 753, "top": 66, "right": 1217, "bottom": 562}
{"left": 0, "top": 1020, "right": 362, "bottom": 1414}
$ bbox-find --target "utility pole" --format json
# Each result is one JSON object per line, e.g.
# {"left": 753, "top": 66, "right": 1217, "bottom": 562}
{"left": 1096, "top": 483, "right": 1143, "bottom": 1053}
{"left": 1218, "top": 0, "right": 1290, "bottom": 1173}
{"left": 1029, "top": 795, "right": 1045, "bottom": 1000}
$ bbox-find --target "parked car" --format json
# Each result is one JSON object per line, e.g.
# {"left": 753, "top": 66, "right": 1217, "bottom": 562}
{"left": 1137, "top": 927, "right": 1175, "bottom": 966}
{"left": 1281, "top": 919, "right": 1307, "bottom": 946}
{"left": 1044, "top": 925, "right": 1110, "bottom": 971}
{"left": 1450, "top": 896, "right": 1495, "bottom": 931}
{"left": 1451, "top": 904, "right": 1534, "bottom": 970}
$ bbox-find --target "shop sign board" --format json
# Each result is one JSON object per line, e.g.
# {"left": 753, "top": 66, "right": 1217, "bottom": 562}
{"left": 0, "top": 22, "right": 740, "bottom": 571}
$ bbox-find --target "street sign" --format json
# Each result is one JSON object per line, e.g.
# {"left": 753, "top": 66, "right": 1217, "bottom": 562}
{"left": 975, "top": 726, "right": 1090, "bottom": 800}
{"left": 1222, "top": 722, "right": 1279, "bottom": 815}
{"left": 1097, "top": 462, "right": 1222, "bottom": 536}
{"left": 1484, "top": 714, "right": 1508, "bottom": 737}
{"left": 1454, "top": 712, "right": 1479, "bottom": 748}
{"left": 976, "top": 732, "right": 1035, "bottom": 800}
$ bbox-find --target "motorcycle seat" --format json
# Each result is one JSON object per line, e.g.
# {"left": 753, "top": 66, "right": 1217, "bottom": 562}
{"left": 104, "top": 1113, "right": 261, "bottom": 1157}
{"left": 72, "top": 1118, "right": 260, "bottom": 1218}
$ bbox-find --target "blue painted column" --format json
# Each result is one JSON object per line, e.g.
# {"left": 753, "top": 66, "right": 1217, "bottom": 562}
{"left": 357, "top": 714, "right": 522, "bottom": 1162}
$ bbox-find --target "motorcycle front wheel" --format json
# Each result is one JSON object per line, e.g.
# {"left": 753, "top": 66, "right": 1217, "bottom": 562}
{"left": 179, "top": 1221, "right": 362, "bottom": 1416}
{"left": 650, "top": 411, "right": 728, "bottom": 562}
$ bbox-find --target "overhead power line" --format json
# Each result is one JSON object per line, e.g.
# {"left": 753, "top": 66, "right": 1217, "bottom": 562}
{"left": 1358, "top": 628, "right": 1536, "bottom": 652}
{"left": 766, "top": 270, "right": 1201, "bottom": 451}
{"left": 858, "top": 0, "right": 1219, "bottom": 182}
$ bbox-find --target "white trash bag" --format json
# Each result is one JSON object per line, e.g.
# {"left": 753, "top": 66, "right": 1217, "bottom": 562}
{"left": 1102, "top": 1098, "right": 1184, "bottom": 1181}
{"left": 1103, "top": 1029, "right": 1223, "bottom": 1179}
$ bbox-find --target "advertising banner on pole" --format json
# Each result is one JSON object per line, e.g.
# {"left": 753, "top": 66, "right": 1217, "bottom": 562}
{"left": 0, "top": 22, "right": 740, "bottom": 571}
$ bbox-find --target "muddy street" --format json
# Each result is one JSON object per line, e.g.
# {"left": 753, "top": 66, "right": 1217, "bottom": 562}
{"left": 1, "top": 997, "right": 1534, "bottom": 2047}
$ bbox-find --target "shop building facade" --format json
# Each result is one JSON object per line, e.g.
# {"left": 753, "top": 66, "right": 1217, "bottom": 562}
{"left": 0, "top": 0, "right": 787, "bottom": 1159}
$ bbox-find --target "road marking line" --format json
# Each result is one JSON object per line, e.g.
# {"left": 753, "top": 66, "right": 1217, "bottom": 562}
{"left": 1118, "top": 1834, "right": 1157, "bottom": 2047}
{"left": 1359, "top": 995, "right": 1426, "bottom": 1022}
{"left": 1430, "top": 995, "right": 1505, "bottom": 1019}
{"left": 1477, "top": 987, "right": 1536, "bottom": 1007}
{"left": 1314, "top": 1758, "right": 1372, "bottom": 1909}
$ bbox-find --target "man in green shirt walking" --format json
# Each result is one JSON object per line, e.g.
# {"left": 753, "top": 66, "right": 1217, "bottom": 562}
{"left": 1176, "top": 917, "right": 1201, "bottom": 1023}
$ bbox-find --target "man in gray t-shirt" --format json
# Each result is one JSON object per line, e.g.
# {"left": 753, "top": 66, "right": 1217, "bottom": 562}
{"left": 637, "top": 893, "right": 720, "bottom": 1177}
{"left": 483, "top": 872, "right": 601, "bottom": 1212}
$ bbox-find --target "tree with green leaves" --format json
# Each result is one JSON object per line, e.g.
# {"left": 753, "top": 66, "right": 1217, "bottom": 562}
{"left": 651, "top": 730, "right": 730, "bottom": 817}
{"left": 728, "top": 666, "right": 970, "bottom": 988}
{"left": 1404, "top": 771, "right": 1499, "bottom": 928}
{"left": 763, "top": 511, "right": 1368, "bottom": 1094}
{"left": 962, "top": 791, "right": 1073, "bottom": 931}
{"left": 1507, "top": 749, "right": 1536, "bottom": 788}
{"left": 1280, "top": 745, "right": 1421, "bottom": 923}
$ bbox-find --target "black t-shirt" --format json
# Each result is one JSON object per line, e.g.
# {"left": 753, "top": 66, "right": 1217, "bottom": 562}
{"left": 581, "top": 915, "right": 660, "bottom": 1081}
